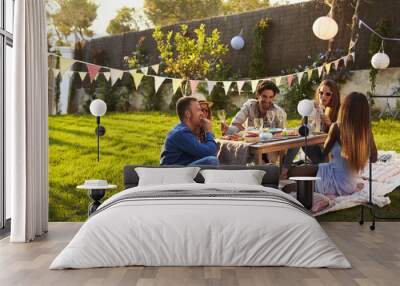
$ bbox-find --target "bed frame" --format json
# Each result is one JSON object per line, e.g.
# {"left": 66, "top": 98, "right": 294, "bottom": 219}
{"left": 123, "top": 164, "right": 280, "bottom": 189}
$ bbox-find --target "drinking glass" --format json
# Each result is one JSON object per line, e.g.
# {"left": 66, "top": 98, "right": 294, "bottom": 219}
{"left": 266, "top": 110, "right": 275, "bottom": 128}
{"left": 217, "top": 109, "right": 226, "bottom": 124}
{"left": 254, "top": 117, "right": 264, "bottom": 131}
{"left": 277, "top": 111, "right": 287, "bottom": 129}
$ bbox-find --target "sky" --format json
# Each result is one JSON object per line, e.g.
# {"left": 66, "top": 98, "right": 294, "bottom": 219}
{"left": 92, "top": 0, "right": 310, "bottom": 37}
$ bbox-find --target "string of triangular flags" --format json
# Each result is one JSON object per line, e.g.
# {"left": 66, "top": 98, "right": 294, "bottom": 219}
{"left": 49, "top": 52, "right": 355, "bottom": 95}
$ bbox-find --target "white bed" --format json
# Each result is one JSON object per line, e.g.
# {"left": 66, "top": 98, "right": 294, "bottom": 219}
{"left": 50, "top": 183, "right": 350, "bottom": 269}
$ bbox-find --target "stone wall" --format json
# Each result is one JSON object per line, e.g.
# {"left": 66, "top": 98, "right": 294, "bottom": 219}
{"left": 79, "top": 0, "right": 400, "bottom": 77}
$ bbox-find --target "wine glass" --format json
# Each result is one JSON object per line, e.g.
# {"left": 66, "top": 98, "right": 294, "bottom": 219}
{"left": 254, "top": 117, "right": 264, "bottom": 131}
{"left": 217, "top": 109, "right": 226, "bottom": 124}
{"left": 276, "top": 111, "right": 287, "bottom": 129}
{"left": 266, "top": 110, "right": 275, "bottom": 128}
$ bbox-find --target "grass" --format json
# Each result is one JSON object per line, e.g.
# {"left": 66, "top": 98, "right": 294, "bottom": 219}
{"left": 49, "top": 112, "right": 400, "bottom": 221}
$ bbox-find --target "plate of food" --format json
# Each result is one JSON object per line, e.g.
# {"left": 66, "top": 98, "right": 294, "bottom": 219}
{"left": 282, "top": 128, "right": 299, "bottom": 137}
{"left": 268, "top": 128, "right": 283, "bottom": 134}
{"left": 243, "top": 132, "right": 259, "bottom": 143}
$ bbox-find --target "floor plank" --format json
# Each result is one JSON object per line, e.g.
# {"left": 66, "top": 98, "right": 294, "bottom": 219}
{"left": 0, "top": 222, "right": 399, "bottom": 286}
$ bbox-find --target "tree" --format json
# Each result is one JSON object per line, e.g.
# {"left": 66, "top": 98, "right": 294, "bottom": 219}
{"left": 144, "top": 0, "right": 270, "bottom": 26}
{"left": 152, "top": 24, "right": 228, "bottom": 95}
{"left": 144, "top": 0, "right": 222, "bottom": 26}
{"left": 222, "top": 0, "right": 269, "bottom": 15}
{"left": 47, "top": 0, "right": 98, "bottom": 45}
{"left": 106, "top": 6, "right": 145, "bottom": 35}
{"left": 152, "top": 24, "right": 228, "bottom": 80}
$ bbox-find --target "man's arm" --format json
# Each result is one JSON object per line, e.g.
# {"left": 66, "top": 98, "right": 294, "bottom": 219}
{"left": 173, "top": 129, "right": 217, "bottom": 158}
{"left": 227, "top": 103, "right": 250, "bottom": 134}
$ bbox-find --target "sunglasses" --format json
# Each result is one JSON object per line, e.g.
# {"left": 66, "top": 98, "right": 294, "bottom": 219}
{"left": 201, "top": 108, "right": 210, "bottom": 113}
{"left": 319, "top": 91, "right": 333, "bottom": 97}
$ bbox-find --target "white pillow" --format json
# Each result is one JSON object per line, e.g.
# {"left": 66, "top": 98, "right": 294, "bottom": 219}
{"left": 200, "top": 169, "right": 266, "bottom": 185}
{"left": 135, "top": 167, "right": 200, "bottom": 186}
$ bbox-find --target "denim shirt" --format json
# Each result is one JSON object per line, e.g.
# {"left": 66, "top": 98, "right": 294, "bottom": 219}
{"left": 160, "top": 123, "right": 217, "bottom": 165}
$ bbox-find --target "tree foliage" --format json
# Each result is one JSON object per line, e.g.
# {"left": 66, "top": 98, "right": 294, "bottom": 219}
{"left": 47, "top": 0, "right": 98, "bottom": 45}
{"left": 221, "top": 0, "right": 269, "bottom": 15}
{"left": 144, "top": 0, "right": 269, "bottom": 26}
{"left": 152, "top": 24, "right": 228, "bottom": 80}
{"left": 106, "top": 6, "right": 148, "bottom": 35}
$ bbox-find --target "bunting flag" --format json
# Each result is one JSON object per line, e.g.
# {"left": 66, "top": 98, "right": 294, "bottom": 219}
{"left": 102, "top": 72, "right": 111, "bottom": 81}
{"left": 325, "top": 62, "right": 332, "bottom": 74}
{"left": 132, "top": 71, "right": 145, "bottom": 89}
{"left": 141, "top": 67, "right": 149, "bottom": 75}
{"left": 296, "top": 71, "right": 305, "bottom": 83}
{"left": 343, "top": 55, "right": 349, "bottom": 66}
{"left": 172, "top": 78, "right": 184, "bottom": 94}
{"left": 287, "top": 75, "right": 294, "bottom": 87}
{"left": 333, "top": 59, "right": 340, "bottom": 70}
{"left": 59, "top": 57, "right": 75, "bottom": 75}
{"left": 223, "top": 81, "right": 232, "bottom": 95}
{"left": 251, "top": 80, "right": 260, "bottom": 92}
{"left": 87, "top": 64, "right": 101, "bottom": 82}
{"left": 317, "top": 66, "right": 324, "bottom": 77}
{"left": 207, "top": 81, "right": 217, "bottom": 95}
{"left": 48, "top": 52, "right": 355, "bottom": 95}
{"left": 275, "top": 77, "right": 282, "bottom": 86}
{"left": 190, "top": 80, "right": 199, "bottom": 93}
{"left": 307, "top": 69, "right": 313, "bottom": 81}
{"left": 78, "top": 72, "right": 87, "bottom": 82}
{"left": 110, "top": 69, "right": 124, "bottom": 85}
{"left": 151, "top": 64, "right": 159, "bottom": 74}
{"left": 236, "top": 80, "right": 246, "bottom": 92}
{"left": 154, "top": 76, "right": 165, "bottom": 93}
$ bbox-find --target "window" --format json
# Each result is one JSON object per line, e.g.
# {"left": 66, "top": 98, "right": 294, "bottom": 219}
{"left": 1, "top": 0, "right": 14, "bottom": 232}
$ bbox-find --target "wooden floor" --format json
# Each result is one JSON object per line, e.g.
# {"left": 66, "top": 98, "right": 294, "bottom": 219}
{"left": 0, "top": 222, "right": 399, "bottom": 286}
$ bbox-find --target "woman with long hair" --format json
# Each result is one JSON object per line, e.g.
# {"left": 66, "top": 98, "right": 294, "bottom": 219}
{"left": 281, "top": 79, "right": 341, "bottom": 178}
{"left": 313, "top": 79, "right": 341, "bottom": 133}
{"left": 289, "top": 92, "right": 377, "bottom": 196}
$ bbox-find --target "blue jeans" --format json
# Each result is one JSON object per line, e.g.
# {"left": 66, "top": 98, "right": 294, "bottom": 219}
{"left": 283, "top": 145, "right": 325, "bottom": 168}
{"left": 189, "top": 156, "right": 219, "bottom": 166}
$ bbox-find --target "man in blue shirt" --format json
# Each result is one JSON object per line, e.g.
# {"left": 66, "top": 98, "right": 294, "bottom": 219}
{"left": 160, "top": 96, "right": 219, "bottom": 166}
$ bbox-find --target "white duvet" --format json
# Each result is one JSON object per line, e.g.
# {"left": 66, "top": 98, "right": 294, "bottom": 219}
{"left": 50, "top": 183, "right": 350, "bottom": 269}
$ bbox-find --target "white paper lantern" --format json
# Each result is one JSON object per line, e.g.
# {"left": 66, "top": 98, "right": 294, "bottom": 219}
{"left": 371, "top": 52, "right": 390, "bottom": 69}
{"left": 312, "top": 16, "right": 338, "bottom": 40}
{"left": 230, "top": 35, "right": 245, "bottom": 50}
{"left": 90, "top": 99, "right": 107, "bottom": 116}
{"left": 297, "top": 99, "right": 314, "bottom": 117}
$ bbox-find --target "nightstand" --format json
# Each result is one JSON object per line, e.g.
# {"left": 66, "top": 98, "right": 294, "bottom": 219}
{"left": 77, "top": 181, "right": 117, "bottom": 216}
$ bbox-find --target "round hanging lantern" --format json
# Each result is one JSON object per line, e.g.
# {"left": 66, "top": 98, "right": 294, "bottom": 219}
{"left": 312, "top": 16, "right": 338, "bottom": 40}
{"left": 230, "top": 35, "right": 245, "bottom": 50}
{"left": 371, "top": 52, "right": 390, "bottom": 69}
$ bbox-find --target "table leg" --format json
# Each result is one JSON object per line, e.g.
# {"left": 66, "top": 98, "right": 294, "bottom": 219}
{"left": 87, "top": 189, "right": 106, "bottom": 216}
{"left": 255, "top": 151, "right": 263, "bottom": 165}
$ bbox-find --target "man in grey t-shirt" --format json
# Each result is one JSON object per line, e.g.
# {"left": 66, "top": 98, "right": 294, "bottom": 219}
{"left": 223, "top": 80, "right": 286, "bottom": 134}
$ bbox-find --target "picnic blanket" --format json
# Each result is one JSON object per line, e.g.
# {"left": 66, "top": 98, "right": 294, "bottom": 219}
{"left": 292, "top": 151, "right": 400, "bottom": 216}
{"left": 216, "top": 139, "right": 252, "bottom": 165}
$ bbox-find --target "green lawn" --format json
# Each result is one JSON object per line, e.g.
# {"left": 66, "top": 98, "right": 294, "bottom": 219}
{"left": 49, "top": 112, "right": 400, "bottom": 221}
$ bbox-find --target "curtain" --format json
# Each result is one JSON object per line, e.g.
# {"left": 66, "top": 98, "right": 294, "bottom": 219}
{"left": 7, "top": 0, "right": 48, "bottom": 242}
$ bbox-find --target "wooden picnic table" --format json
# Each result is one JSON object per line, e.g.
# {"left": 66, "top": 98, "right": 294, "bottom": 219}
{"left": 249, "top": 133, "right": 328, "bottom": 165}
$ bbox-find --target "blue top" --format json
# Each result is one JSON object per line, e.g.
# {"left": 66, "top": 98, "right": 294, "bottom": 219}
{"left": 316, "top": 142, "right": 356, "bottom": 196}
{"left": 160, "top": 123, "right": 218, "bottom": 165}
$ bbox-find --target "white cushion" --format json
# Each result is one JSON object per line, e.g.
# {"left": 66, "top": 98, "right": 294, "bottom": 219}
{"left": 135, "top": 167, "right": 200, "bottom": 186}
{"left": 200, "top": 169, "right": 266, "bottom": 185}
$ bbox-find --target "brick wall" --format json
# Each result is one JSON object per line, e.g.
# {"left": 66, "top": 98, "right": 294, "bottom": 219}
{"left": 79, "top": 0, "right": 400, "bottom": 77}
